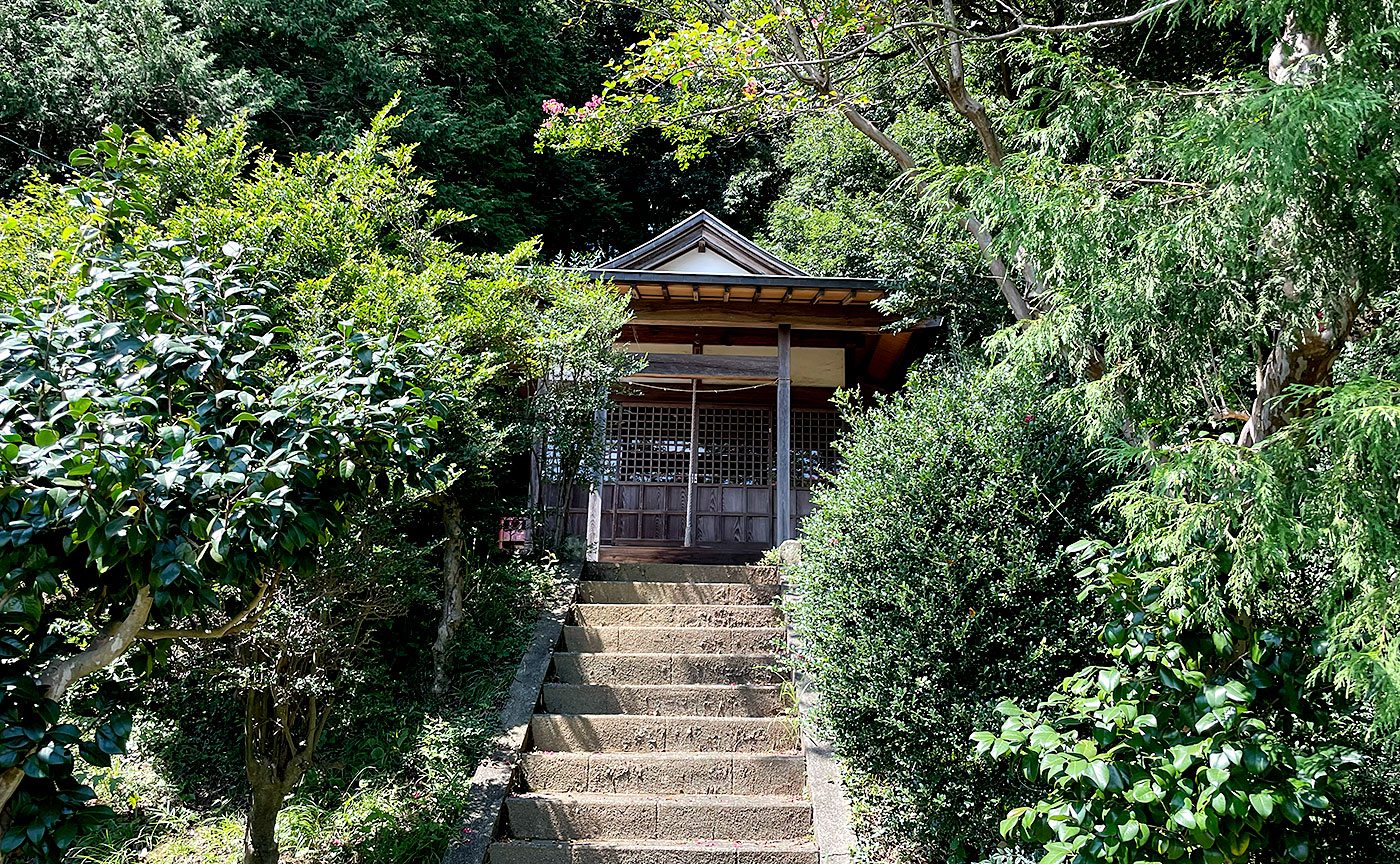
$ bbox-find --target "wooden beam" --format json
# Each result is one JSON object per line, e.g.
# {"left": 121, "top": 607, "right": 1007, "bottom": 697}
{"left": 627, "top": 300, "right": 893, "bottom": 332}
{"left": 840, "top": 289, "right": 856, "bottom": 305}
{"left": 627, "top": 353, "right": 777, "bottom": 381}
{"left": 775, "top": 325, "right": 792, "bottom": 545}
{"left": 810, "top": 288, "right": 825, "bottom": 304}
{"left": 617, "top": 324, "right": 853, "bottom": 348}
{"left": 865, "top": 331, "right": 913, "bottom": 381}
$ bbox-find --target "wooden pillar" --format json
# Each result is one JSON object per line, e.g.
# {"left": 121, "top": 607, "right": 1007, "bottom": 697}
{"left": 684, "top": 380, "right": 699, "bottom": 547}
{"left": 585, "top": 407, "right": 607, "bottom": 562}
{"left": 527, "top": 438, "right": 541, "bottom": 554}
{"left": 775, "top": 324, "right": 792, "bottom": 545}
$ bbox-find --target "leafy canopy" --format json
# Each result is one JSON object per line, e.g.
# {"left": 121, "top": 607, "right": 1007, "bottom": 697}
{"left": 0, "top": 128, "right": 443, "bottom": 862}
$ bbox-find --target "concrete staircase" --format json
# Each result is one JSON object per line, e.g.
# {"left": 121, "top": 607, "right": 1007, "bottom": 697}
{"left": 488, "top": 562, "right": 818, "bottom": 863}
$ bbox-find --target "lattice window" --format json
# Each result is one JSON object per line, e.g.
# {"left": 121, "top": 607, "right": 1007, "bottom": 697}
{"left": 793, "top": 410, "right": 842, "bottom": 489}
{"left": 604, "top": 405, "right": 692, "bottom": 483}
{"left": 697, "top": 407, "right": 772, "bottom": 486}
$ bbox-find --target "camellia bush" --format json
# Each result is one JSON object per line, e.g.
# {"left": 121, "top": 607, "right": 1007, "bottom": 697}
{"left": 0, "top": 132, "right": 441, "bottom": 860}
{"left": 788, "top": 358, "right": 1116, "bottom": 861}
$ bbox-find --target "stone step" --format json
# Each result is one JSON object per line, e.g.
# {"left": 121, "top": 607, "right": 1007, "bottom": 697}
{"left": 530, "top": 714, "right": 799, "bottom": 753}
{"left": 552, "top": 653, "right": 783, "bottom": 686}
{"left": 563, "top": 626, "right": 786, "bottom": 655}
{"left": 506, "top": 791, "right": 812, "bottom": 841}
{"left": 487, "top": 838, "right": 819, "bottom": 864}
{"left": 519, "top": 752, "right": 807, "bottom": 796}
{"left": 584, "top": 563, "right": 780, "bottom": 585}
{"left": 542, "top": 684, "right": 784, "bottom": 717}
{"left": 574, "top": 604, "right": 781, "bottom": 628}
{"left": 579, "top": 581, "right": 781, "bottom": 606}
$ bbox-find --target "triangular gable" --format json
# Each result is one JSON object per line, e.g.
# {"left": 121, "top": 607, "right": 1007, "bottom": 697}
{"left": 600, "top": 210, "right": 809, "bottom": 277}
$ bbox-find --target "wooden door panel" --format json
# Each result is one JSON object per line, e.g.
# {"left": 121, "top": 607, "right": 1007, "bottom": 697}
{"left": 696, "top": 486, "right": 722, "bottom": 514}
{"left": 747, "top": 518, "right": 772, "bottom": 545}
{"left": 745, "top": 487, "right": 771, "bottom": 513}
{"left": 641, "top": 485, "right": 666, "bottom": 511}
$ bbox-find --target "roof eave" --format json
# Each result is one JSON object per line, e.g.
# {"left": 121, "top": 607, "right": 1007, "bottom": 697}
{"left": 581, "top": 267, "right": 884, "bottom": 293}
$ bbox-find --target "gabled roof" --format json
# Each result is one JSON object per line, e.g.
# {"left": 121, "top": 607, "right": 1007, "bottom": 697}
{"left": 581, "top": 210, "right": 889, "bottom": 327}
{"left": 599, "top": 210, "right": 809, "bottom": 277}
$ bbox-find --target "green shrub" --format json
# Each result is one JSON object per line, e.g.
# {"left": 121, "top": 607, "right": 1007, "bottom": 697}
{"left": 978, "top": 541, "right": 1361, "bottom": 864}
{"left": 789, "top": 359, "right": 1116, "bottom": 862}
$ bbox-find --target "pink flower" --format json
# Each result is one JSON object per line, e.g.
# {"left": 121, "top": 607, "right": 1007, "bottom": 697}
{"left": 584, "top": 94, "right": 604, "bottom": 110}
{"left": 742, "top": 78, "right": 760, "bottom": 96}
{"left": 541, "top": 98, "right": 565, "bottom": 115}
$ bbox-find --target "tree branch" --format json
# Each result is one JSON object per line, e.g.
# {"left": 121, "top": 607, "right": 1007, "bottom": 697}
{"left": 0, "top": 588, "right": 156, "bottom": 817}
{"left": 737, "top": 0, "right": 1185, "bottom": 74}
{"left": 137, "top": 580, "right": 272, "bottom": 641}
{"left": 839, "top": 106, "right": 1035, "bottom": 320}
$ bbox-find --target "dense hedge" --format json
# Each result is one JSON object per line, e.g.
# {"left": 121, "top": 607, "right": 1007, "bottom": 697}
{"left": 789, "top": 362, "right": 1116, "bottom": 862}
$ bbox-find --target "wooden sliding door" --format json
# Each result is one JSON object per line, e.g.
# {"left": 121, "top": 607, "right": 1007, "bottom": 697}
{"left": 564, "top": 401, "right": 843, "bottom": 550}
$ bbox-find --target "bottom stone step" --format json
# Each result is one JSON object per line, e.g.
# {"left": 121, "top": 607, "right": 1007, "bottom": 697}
{"left": 487, "top": 838, "right": 819, "bottom": 864}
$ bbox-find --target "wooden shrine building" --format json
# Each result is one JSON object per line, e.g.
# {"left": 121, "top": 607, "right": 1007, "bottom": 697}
{"left": 564, "top": 211, "right": 933, "bottom": 563}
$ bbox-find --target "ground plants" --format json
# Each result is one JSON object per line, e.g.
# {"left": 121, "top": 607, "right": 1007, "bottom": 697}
{"left": 974, "top": 368, "right": 1400, "bottom": 864}
{"left": 70, "top": 557, "right": 555, "bottom": 864}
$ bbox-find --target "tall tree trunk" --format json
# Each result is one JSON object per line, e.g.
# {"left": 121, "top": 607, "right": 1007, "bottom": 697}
{"left": 941, "top": 0, "right": 1006, "bottom": 168}
{"left": 431, "top": 495, "right": 466, "bottom": 697}
{"left": 1238, "top": 285, "right": 1365, "bottom": 446}
{"left": 1237, "top": 20, "right": 1345, "bottom": 446}
{"left": 242, "top": 778, "right": 289, "bottom": 864}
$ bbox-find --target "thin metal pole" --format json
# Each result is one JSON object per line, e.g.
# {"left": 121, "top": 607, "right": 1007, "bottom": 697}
{"left": 684, "top": 380, "right": 699, "bottom": 547}
{"left": 776, "top": 324, "right": 792, "bottom": 544}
